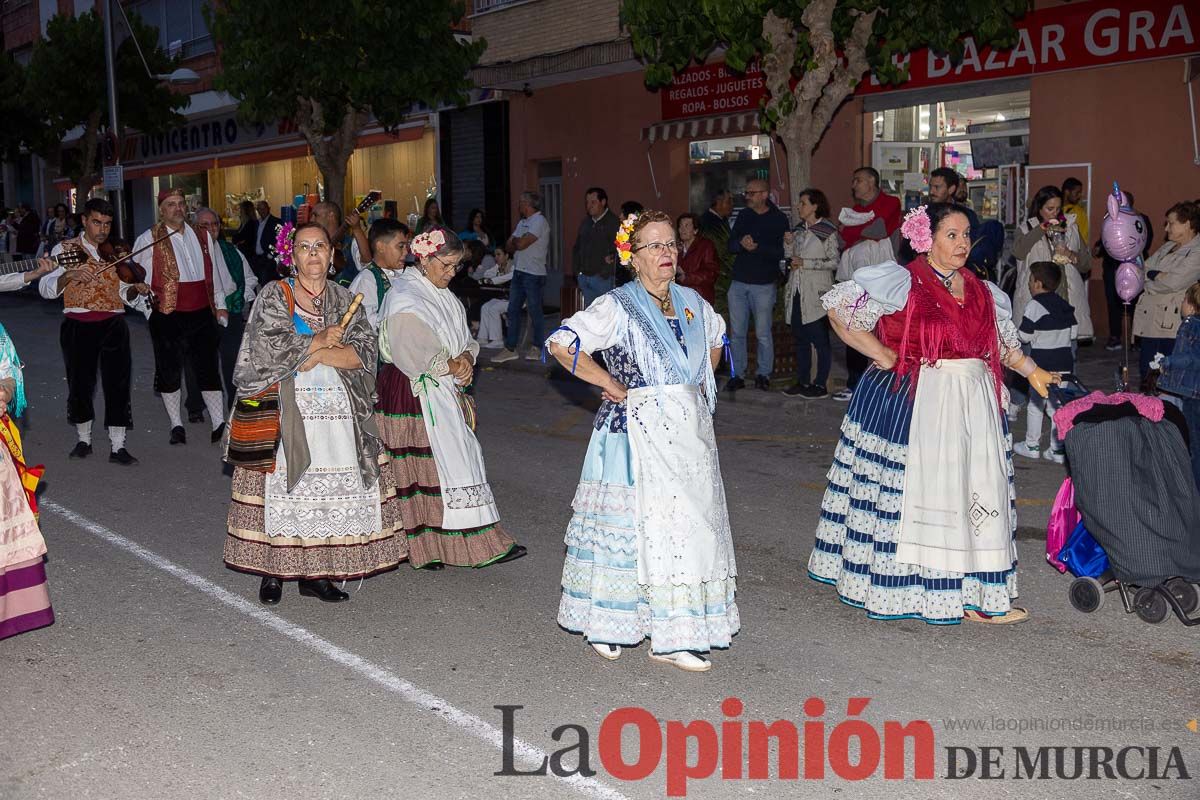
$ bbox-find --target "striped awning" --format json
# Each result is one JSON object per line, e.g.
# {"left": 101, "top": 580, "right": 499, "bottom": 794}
{"left": 641, "top": 113, "right": 760, "bottom": 143}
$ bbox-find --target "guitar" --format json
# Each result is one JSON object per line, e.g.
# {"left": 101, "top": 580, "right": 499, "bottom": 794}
{"left": 0, "top": 247, "right": 89, "bottom": 277}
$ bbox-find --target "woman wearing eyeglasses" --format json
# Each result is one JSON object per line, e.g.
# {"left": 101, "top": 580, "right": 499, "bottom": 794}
{"left": 223, "top": 222, "right": 404, "bottom": 605}
{"left": 376, "top": 228, "right": 526, "bottom": 570}
{"left": 545, "top": 210, "right": 738, "bottom": 673}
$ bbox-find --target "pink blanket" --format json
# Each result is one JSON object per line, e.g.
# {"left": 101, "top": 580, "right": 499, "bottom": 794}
{"left": 1053, "top": 391, "right": 1164, "bottom": 438}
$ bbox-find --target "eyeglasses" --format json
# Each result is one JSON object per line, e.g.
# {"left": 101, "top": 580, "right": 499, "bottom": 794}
{"left": 295, "top": 241, "right": 330, "bottom": 255}
{"left": 633, "top": 241, "right": 679, "bottom": 255}
{"left": 433, "top": 254, "right": 465, "bottom": 272}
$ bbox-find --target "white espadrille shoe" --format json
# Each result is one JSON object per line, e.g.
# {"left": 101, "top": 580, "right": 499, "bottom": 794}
{"left": 590, "top": 642, "right": 622, "bottom": 661}
{"left": 648, "top": 651, "right": 711, "bottom": 672}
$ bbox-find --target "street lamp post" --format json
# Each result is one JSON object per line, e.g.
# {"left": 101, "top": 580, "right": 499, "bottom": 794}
{"left": 102, "top": 0, "right": 124, "bottom": 240}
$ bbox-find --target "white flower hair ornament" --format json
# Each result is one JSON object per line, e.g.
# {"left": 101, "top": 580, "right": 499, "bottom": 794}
{"left": 411, "top": 229, "right": 446, "bottom": 259}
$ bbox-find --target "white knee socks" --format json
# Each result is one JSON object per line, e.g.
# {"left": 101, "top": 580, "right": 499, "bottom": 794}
{"left": 162, "top": 390, "right": 183, "bottom": 428}
{"left": 201, "top": 390, "right": 225, "bottom": 429}
{"left": 108, "top": 426, "right": 126, "bottom": 452}
{"left": 76, "top": 422, "right": 92, "bottom": 444}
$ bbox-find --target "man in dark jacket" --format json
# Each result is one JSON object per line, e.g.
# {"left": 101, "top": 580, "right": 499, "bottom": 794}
{"left": 572, "top": 187, "right": 621, "bottom": 308}
{"left": 14, "top": 204, "right": 41, "bottom": 258}
{"left": 727, "top": 179, "right": 789, "bottom": 391}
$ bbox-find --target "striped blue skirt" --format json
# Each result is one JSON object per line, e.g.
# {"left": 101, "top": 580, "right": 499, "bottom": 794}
{"left": 807, "top": 366, "right": 1018, "bottom": 624}
{"left": 557, "top": 425, "right": 740, "bottom": 653}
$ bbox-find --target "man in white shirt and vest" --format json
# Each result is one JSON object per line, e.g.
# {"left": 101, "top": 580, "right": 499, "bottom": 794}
{"left": 195, "top": 207, "right": 258, "bottom": 404}
{"left": 39, "top": 198, "right": 146, "bottom": 464}
{"left": 131, "top": 187, "right": 234, "bottom": 445}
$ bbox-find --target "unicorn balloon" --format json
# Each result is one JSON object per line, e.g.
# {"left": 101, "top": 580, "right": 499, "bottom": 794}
{"left": 1101, "top": 182, "right": 1148, "bottom": 303}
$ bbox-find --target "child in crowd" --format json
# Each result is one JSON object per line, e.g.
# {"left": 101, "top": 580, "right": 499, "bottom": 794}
{"left": 1155, "top": 281, "right": 1200, "bottom": 490}
{"left": 1014, "top": 261, "right": 1077, "bottom": 464}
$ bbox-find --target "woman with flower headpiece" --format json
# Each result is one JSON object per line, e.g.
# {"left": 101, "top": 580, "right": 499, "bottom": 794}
{"left": 376, "top": 227, "right": 525, "bottom": 569}
{"left": 808, "top": 203, "right": 1060, "bottom": 625}
{"left": 0, "top": 323, "right": 52, "bottom": 639}
{"left": 545, "top": 210, "right": 738, "bottom": 673}
{"left": 223, "top": 222, "right": 404, "bottom": 605}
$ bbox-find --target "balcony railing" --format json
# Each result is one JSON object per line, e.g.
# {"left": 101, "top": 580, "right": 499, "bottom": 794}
{"left": 472, "top": 0, "right": 533, "bottom": 15}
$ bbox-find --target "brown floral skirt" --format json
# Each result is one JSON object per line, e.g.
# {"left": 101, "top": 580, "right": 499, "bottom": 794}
{"left": 223, "top": 454, "right": 406, "bottom": 581}
{"left": 376, "top": 363, "right": 515, "bottom": 568}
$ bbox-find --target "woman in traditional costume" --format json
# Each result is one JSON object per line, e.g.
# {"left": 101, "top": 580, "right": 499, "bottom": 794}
{"left": 0, "top": 323, "right": 52, "bottom": 639}
{"left": 224, "top": 222, "right": 403, "bottom": 605}
{"left": 808, "top": 203, "right": 1059, "bottom": 625}
{"left": 546, "top": 210, "right": 738, "bottom": 673}
{"left": 376, "top": 228, "right": 525, "bottom": 569}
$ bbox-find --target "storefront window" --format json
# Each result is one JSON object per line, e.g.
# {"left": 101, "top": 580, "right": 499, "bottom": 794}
{"left": 688, "top": 135, "right": 771, "bottom": 212}
{"left": 871, "top": 90, "right": 1030, "bottom": 221}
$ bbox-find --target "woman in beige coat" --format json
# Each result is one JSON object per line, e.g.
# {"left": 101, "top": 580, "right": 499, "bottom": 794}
{"left": 782, "top": 189, "right": 841, "bottom": 398}
{"left": 1013, "top": 185, "right": 1093, "bottom": 339}
{"left": 1133, "top": 200, "right": 1200, "bottom": 381}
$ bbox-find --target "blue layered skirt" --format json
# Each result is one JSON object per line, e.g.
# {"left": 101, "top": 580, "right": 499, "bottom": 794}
{"left": 807, "top": 367, "right": 1019, "bottom": 624}
{"left": 557, "top": 425, "right": 740, "bottom": 653}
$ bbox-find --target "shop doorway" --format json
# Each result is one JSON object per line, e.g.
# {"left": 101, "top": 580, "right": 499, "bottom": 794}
{"left": 537, "top": 160, "right": 563, "bottom": 310}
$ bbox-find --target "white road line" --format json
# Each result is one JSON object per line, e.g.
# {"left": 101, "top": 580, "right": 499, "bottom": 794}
{"left": 43, "top": 501, "right": 631, "bottom": 800}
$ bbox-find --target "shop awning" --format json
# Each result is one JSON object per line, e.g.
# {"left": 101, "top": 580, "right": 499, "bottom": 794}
{"left": 641, "top": 112, "right": 760, "bottom": 143}
{"left": 52, "top": 119, "right": 428, "bottom": 190}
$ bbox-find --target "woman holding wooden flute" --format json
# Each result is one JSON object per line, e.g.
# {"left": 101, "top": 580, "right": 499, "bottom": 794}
{"left": 223, "top": 221, "right": 405, "bottom": 605}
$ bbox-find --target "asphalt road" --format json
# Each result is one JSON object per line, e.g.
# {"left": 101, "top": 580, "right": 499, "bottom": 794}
{"left": 1, "top": 290, "right": 1196, "bottom": 800}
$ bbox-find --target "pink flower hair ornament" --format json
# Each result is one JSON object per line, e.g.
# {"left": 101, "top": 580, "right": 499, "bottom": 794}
{"left": 901, "top": 206, "right": 933, "bottom": 254}
{"left": 411, "top": 229, "right": 447, "bottom": 259}
{"left": 272, "top": 221, "right": 296, "bottom": 269}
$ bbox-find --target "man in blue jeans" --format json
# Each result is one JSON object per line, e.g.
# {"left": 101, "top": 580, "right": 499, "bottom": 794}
{"left": 494, "top": 191, "right": 551, "bottom": 363}
{"left": 573, "top": 187, "right": 621, "bottom": 309}
{"left": 727, "top": 178, "right": 789, "bottom": 391}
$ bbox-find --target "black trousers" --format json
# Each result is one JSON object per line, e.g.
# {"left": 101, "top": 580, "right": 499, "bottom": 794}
{"left": 791, "top": 299, "right": 831, "bottom": 387}
{"left": 184, "top": 312, "right": 244, "bottom": 414}
{"left": 845, "top": 347, "right": 869, "bottom": 391}
{"left": 1103, "top": 263, "right": 1137, "bottom": 341}
{"left": 59, "top": 316, "right": 133, "bottom": 428}
{"left": 149, "top": 309, "right": 221, "bottom": 395}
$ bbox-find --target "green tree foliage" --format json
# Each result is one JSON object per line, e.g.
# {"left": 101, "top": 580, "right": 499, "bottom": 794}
{"left": 623, "top": 0, "right": 1029, "bottom": 215}
{"left": 24, "top": 10, "right": 186, "bottom": 202}
{"left": 0, "top": 49, "right": 35, "bottom": 165}
{"left": 209, "top": 0, "right": 485, "bottom": 210}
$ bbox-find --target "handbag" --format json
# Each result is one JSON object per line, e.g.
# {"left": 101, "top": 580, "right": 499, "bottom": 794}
{"left": 226, "top": 282, "right": 295, "bottom": 472}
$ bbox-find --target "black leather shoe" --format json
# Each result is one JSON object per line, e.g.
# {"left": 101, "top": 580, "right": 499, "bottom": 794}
{"left": 211, "top": 422, "right": 225, "bottom": 444}
{"left": 68, "top": 441, "right": 93, "bottom": 459}
{"left": 420, "top": 561, "right": 445, "bottom": 571}
{"left": 188, "top": 411, "right": 205, "bottom": 424}
{"left": 169, "top": 425, "right": 187, "bottom": 445}
{"left": 259, "top": 576, "right": 282, "bottom": 605}
{"left": 108, "top": 448, "right": 138, "bottom": 465}
{"left": 725, "top": 377, "right": 746, "bottom": 392}
{"left": 492, "top": 544, "right": 528, "bottom": 565}
{"left": 298, "top": 578, "right": 349, "bottom": 602}
{"left": 754, "top": 375, "right": 771, "bottom": 391}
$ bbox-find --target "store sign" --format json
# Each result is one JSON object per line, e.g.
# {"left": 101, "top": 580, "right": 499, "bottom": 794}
{"left": 660, "top": 62, "right": 767, "bottom": 121}
{"left": 859, "top": 0, "right": 1198, "bottom": 94}
{"left": 120, "top": 114, "right": 301, "bottom": 165}
{"left": 659, "top": 0, "right": 1198, "bottom": 119}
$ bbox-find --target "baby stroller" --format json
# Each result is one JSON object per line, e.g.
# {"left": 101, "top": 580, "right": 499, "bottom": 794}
{"left": 1046, "top": 376, "right": 1200, "bottom": 626}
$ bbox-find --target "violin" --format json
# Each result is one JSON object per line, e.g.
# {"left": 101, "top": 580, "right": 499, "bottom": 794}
{"left": 95, "top": 239, "right": 146, "bottom": 285}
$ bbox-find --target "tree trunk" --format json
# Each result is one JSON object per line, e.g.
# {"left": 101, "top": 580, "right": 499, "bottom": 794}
{"left": 760, "top": 5, "right": 877, "bottom": 223}
{"left": 296, "top": 98, "right": 369, "bottom": 213}
{"left": 74, "top": 110, "right": 103, "bottom": 207}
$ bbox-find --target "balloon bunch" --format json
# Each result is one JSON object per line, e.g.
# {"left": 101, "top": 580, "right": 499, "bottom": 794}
{"left": 1100, "top": 181, "right": 1149, "bottom": 389}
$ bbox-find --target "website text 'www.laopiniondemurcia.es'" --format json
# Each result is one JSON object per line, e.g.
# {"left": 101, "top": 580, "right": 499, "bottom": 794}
{"left": 495, "top": 699, "right": 1195, "bottom": 796}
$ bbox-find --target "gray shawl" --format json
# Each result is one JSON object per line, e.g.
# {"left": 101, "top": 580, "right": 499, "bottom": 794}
{"left": 227, "top": 279, "right": 380, "bottom": 491}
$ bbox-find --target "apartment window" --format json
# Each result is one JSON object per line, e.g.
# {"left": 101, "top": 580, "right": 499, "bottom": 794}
{"left": 126, "top": 0, "right": 214, "bottom": 59}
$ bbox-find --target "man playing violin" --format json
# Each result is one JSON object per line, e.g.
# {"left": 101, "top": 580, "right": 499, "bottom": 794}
{"left": 131, "top": 187, "right": 235, "bottom": 446}
{"left": 38, "top": 198, "right": 149, "bottom": 465}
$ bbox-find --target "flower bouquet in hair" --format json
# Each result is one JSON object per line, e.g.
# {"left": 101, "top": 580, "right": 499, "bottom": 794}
{"left": 272, "top": 222, "right": 295, "bottom": 273}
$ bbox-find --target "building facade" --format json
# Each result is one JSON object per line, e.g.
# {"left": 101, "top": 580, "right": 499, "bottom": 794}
{"left": 470, "top": 0, "right": 1200, "bottom": 334}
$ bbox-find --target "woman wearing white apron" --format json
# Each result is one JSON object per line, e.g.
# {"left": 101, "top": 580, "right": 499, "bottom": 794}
{"left": 546, "top": 210, "right": 738, "bottom": 672}
{"left": 809, "top": 203, "right": 1060, "bottom": 625}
